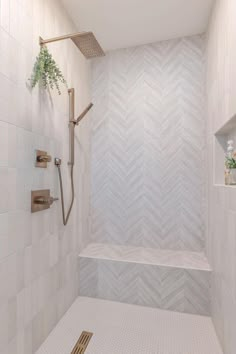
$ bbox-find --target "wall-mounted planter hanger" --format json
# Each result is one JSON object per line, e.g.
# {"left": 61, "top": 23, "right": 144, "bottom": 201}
{"left": 39, "top": 31, "right": 105, "bottom": 59}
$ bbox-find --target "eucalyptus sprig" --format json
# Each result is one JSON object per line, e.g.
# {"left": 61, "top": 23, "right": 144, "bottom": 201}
{"left": 225, "top": 156, "right": 236, "bottom": 169}
{"left": 29, "top": 46, "right": 67, "bottom": 95}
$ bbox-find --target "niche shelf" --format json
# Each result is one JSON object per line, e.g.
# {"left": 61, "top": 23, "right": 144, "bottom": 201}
{"left": 214, "top": 114, "right": 236, "bottom": 187}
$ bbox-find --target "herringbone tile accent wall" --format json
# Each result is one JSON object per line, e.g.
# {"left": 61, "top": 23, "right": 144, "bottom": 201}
{"left": 90, "top": 35, "right": 206, "bottom": 251}
{"left": 79, "top": 257, "right": 211, "bottom": 316}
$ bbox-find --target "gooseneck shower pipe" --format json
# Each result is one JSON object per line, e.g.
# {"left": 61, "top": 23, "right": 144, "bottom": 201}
{"left": 55, "top": 88, "right": 93, "bottom": 225}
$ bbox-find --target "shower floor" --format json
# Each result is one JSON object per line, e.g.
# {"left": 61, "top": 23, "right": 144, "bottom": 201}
{"left": 36, "top": 297, "right": 222, "bottom": 354}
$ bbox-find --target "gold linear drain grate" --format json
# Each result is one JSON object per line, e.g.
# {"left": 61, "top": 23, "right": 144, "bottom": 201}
{"left": 71, "top": 331, "right": 93, "bottom": 354}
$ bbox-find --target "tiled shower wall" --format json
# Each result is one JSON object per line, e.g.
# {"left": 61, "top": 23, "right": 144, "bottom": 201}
{"left": 0, "top": 0, "right": 91, "bottom": 353}
{"left": 206, "top": 0, "right": 236, "bottom": 353}
{"left": 90, "top": 36, "right": 206, "bottom": 251}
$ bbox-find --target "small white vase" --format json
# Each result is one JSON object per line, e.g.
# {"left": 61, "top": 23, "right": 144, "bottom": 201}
{"left": 229, "top": 168, "right": 236, "bottom": 185}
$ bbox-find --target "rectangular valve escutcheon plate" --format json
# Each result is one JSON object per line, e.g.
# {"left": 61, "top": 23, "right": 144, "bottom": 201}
{"left": 35, "top": 150, "right": 51, "bottom": 168}
{"left": 31, "top": 189, "right": 50, "bottom": 213}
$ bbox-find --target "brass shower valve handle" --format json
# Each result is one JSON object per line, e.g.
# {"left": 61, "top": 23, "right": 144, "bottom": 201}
{"left": 31, "top": 190, "right": 59, "bottom": 213}
{"left": 35, "top": 150, "right": 52, "bottom": 168}
{"left": 37, "top": 154, "right": 52, "bottom": 163}
{"left": 34, "top": 196, "right": 59, "bottom": 206}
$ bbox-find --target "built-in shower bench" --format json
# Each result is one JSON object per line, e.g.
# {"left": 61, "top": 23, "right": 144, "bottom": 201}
{"left": 78, "top": 243, "right": 211, "bottom": 316}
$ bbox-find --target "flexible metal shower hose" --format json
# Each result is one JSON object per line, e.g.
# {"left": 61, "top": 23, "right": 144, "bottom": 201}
{"left": 57, "top": 164, "right": 74, "bottom": 226}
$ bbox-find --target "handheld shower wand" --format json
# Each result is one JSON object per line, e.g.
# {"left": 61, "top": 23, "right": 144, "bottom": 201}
{"left": 55, "top": 88, "right": 93, "bottom": 225}
{"left": 76, "top": 103, "right": 93, "bottom": 125}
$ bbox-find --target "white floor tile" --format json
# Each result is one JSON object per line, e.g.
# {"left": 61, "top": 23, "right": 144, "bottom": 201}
{"left": 36, "top": 297, "right": 222, "bottom": 354}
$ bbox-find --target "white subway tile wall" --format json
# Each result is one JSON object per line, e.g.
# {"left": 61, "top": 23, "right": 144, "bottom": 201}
{"left": 0, "top": 0, "right": 91, "bottom": 353}
{"left": 207, "top": 0, "right": 236, "bottom": 353}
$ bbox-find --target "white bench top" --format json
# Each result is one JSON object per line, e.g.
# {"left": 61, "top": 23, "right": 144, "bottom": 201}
{"left": 79, "top": 243, "right": 211, "bottom": 271}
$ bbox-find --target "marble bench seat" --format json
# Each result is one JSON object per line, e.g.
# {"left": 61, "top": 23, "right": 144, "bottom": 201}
{"left": 78, "top": 243, "right": 211, "bottom": 316}
{"left": 79, "top": 243, "right": 211, "bottom": 270}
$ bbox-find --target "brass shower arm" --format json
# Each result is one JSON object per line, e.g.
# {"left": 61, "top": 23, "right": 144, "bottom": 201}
{"left": 39, "top": 31, "right": 105, "bottom": 58}
{"left": 39, "top": 32, "right": 91, "bottom": 46}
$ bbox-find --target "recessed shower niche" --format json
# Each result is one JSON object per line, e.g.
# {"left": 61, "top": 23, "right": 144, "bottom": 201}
{"left": 214, "top": 114, "right": 236, "bottom": 186}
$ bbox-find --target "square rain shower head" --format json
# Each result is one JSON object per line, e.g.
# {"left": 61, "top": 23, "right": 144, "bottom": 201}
{"left": 71, "top": 32, "right": 105, "bottom": 58}
{"left": 40, "top": 31, "right": 105, "bottom": 59}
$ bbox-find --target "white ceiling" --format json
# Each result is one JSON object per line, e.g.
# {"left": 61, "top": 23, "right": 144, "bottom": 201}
{"left": 61, "top": 0, "right": 215, "bottom": 52}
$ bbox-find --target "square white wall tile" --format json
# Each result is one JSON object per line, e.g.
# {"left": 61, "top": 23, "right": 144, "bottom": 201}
{"left": 0, "top": 121, "right": 8, "bottom": 166}
{"left": 0, "top": 0, "right": 10, "bottom": 32}
{"left": 0, "top": 167, "right": 10, "bottom": 213}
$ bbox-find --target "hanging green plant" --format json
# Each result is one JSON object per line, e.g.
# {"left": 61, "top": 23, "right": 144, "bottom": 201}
{"left": 29, "top": 46, "right": 67, "bottom": 95}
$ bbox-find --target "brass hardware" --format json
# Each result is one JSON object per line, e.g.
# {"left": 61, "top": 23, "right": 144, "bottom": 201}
{"left": 54, "top": 157, "right": 62, "bottom": 166}
{"left": 71, "top": 331, "right": 93, "bottom": 354}
{"left": 37, "top": 155, "right": 52, "bottom": 163}
{"left": 75, "top": 103, "right": 93, "bottom": 125}
{"left": 68, "top": 88, "right": 75, "bottom": 166}
{"left": 68, "top": 89, "right": 93, "bottom": 165}
{"left": 31, "top": 190, "right": 58, "bottom": 213}
{"left": 39, "top": 31, "right": 105, "bottom": 59}
{"left": 35, "top": 150, "right": 52, "bottom": 168}
{"left": 55, "top": 89, "right": 93, "bottom": 226}
{"left": 34, "top": 196, "right": 59, "bottom": 206}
